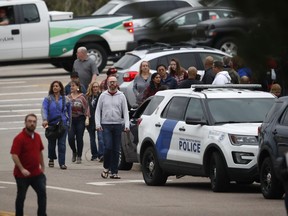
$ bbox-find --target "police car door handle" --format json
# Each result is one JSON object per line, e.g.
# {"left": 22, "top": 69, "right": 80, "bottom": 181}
{"left": 155, "top": 123, "right": 161, "bottom": 127}
{"left": 11, "top": 29, "right": 20, "bottom": 35}
{"left": 179, "top": 127, "right": 186, "bottom": 131}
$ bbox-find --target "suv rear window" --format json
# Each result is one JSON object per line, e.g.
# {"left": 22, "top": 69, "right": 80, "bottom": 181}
{"left": 114, "top": 54, "right": 141, "bottom": 70}
{"left": 161, "top": 96, "right": 190, "bottom": 120}
{"left": 143, "top": 96, "right": 164, "bottom": 115}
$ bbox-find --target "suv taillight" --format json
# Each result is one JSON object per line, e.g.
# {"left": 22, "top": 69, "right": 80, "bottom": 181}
{"left": 258, "top": 126, "right": 262, "bottom": 136}
{"left": 123, "top": 21, "right": 134, "bottom": 33}
{"left": 137, "top": 118, "right": 142, "bottom": 126}
{"left": 123, "top": 71, "right": 138, "bottom": 82}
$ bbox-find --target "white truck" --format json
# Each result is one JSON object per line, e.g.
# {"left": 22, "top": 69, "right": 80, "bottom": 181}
{"left": 0, "top": 0, "right": 135, "bottom": 72}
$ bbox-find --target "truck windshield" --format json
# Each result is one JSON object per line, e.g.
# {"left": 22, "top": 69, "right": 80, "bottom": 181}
{"left": 207, "top": 98, "right": 275, "bottom": 124}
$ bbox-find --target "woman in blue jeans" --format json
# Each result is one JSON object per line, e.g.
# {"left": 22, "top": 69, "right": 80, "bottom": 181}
{"left": 86, "top": 81, "right": 104, "bottom": 161}
{"left": 41, "top": 81, "right": 71, "bottom": 170}
{"left": 68, "top": 80, "right": 90, "bottom": 164}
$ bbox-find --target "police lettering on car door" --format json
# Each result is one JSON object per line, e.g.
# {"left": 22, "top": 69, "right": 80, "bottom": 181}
{"left": 179, "top": 138, "right": 201, "bottom": 153}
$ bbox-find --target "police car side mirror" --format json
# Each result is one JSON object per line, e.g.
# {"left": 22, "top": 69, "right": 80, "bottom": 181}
{"left": 185, "top": 117, "right": 207, "bottom": 125}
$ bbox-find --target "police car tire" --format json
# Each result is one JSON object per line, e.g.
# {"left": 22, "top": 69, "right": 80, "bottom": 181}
{"left": 141, "top": 147, "right": 168, "bottom": 186}
{"left": 209, "top": 152, "right": 229, "bottom": 192}
{"left": 260, "top": 157, "right": 284, "bottom": 199}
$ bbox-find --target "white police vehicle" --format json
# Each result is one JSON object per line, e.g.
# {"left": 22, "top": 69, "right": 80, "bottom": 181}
{"left": 137, "top": 85, "right": 276, "bottom": 191}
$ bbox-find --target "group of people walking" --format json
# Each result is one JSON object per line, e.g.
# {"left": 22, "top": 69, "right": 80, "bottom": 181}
{"left": 9, "top": 46, "right": 129, "bottom": 215}
{"left": 132, "top": 56, "right": 241, "bottom": 106}
{"left": 132, "top": 54, "right": 284, "bottom": 107}
{"left": 9, "top": 46, "right": 285, "bottom": 215}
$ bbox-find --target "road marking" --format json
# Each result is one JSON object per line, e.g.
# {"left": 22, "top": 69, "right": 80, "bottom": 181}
{"left": 0, "top": 91, "right": 46, "bottom": 96}
{"left": 47, "top": 186, "right": 101, "bottom": 195}
{"left": 0, "top": 98, "right": 42, "bottom": 103}
{"left": 0, "top": 103, "right": 41, "bottom": 108}
{"left": 0, "top": 114, "right": 41, "bottom": 118}
{"left": 0, "top": 109, "right": 40, "bottom": 113}
{"left": 0, "top": 126, "right": 43, "bottom": 131}
{"left": 0, "top": 211, "right": 15, "bottom": 216}
{"left": 1, "top": 85, "right": 39, "bottom": 89}
{"left": 0, "top": 181, "right": 101, "bottom": 195}
{"left": 0, "top": 81, "right": 26, "bottom": 85}
{"left": 87, "top": 180, "right": 145, "bottom": 186}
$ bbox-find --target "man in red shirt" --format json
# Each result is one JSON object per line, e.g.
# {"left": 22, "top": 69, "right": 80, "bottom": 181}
{"left": 10, "top": 113, "right": 46, "bottom": 216}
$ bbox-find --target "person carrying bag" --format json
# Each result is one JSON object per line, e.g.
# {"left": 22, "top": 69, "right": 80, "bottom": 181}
{"left": 41, "top": 81, "right": 71, "bottom": 170}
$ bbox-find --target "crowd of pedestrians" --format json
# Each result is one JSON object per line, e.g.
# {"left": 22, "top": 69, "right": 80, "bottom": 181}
{"left": 131, "top": 54, "right": 285, "bottom": 106}
{"left": 9, "top": 45, "right": 287, "bottom": 215}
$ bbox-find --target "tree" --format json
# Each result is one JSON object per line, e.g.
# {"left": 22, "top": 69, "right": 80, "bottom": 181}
{"left": 44, "top": 0, "right": 109, "bottom": 16}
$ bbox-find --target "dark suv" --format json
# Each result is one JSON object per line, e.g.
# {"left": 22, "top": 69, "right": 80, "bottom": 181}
{"left": 258, "top": 96, "right": 288, "bottom": 199}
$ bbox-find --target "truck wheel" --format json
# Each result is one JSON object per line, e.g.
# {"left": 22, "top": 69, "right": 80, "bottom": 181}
{"left": 85, "top": 43, "right": 107, "bottom": 73}
{"left": 260, "top": 157, "right": 284, "bottom": 199}
{"left": 118, "top": 146, "right": 133, "bottom": 171}
{"left": 141, "top": 147, "right": 167, "bottom": 186}
{"left": 209, "top": 152, "right": 229, "bottom": 192}
{"left": 215, "top": 37, "right": 238, "bottom": 56}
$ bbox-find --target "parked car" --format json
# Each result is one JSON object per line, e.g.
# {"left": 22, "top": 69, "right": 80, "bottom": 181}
{"left": 137, "top": 85, "right": 276, "bottom": 191}
{"left": 191, "top": 16, "right": 257, "bottom": 56}
{"left": 114, "top": 43, "right": 231, "bottom": 108}
{"left": 258, "top": 96, "right": 288, "bottom": 199}
{"left": 92, "top": 0, "right": 202, "bottom": 28}
{"left": 119, "top": 97, "right": 153, "bottom": 170}
{"left": 135, "top": 6, "right": 240, "bottom": 45}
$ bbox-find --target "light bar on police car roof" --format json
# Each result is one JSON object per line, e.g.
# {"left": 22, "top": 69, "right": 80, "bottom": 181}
{"left": 190, "top": 84, "right": 262, "bottom": 91}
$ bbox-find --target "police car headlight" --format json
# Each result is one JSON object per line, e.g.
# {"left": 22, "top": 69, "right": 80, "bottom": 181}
{"left": 229, "top": 134, "right": 258, "bottom": 146}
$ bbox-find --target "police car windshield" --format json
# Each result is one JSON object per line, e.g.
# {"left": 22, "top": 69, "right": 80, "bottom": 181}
{"left": 207, "top": 98, "right": 275, "bottom": 124}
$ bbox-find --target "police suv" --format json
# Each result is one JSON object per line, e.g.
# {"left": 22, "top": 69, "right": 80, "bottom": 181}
{"left": 137, "top": 85, "right": 276, "bottom": 192}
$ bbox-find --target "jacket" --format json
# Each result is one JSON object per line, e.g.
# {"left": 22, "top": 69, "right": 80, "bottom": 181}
{"left": 41, "top": 95, "right": 71, "bottom": 126}
{"left": 95, "top": 90, "right": 129, "bottom": 129}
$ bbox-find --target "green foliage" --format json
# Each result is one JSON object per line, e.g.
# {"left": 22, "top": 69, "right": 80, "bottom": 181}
{"left": 44, "top": 0, "right": 109, "bottom": 16}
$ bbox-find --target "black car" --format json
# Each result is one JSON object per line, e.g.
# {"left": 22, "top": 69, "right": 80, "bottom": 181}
{"left": 191, "top": 16, "right": 257, "bottom": 55}
{"left": 258, "top": 96, "right": 288, "bottom": 199}
{"left": 118, "top": 97, "right": 152, "bottom": 170}
{"left": 134, "top": 6, "right": 240, "bottom": 46}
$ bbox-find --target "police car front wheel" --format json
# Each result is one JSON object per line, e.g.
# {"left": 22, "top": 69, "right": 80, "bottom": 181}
{"left": 209, "top": 152, "right": 229, "bottom": 192}
{"left": 141, "top": 147, "right": 168, "bottom": 186}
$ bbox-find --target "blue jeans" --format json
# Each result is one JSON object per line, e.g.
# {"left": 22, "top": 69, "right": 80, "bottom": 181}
{"left": 87, "top": 126, "right": 98, "bottom": 158}
{"left": 15, "top": 173, "right": 46, "bottom": 216}
{"left": 68, "top": 116, "right": 86, "bottom": 157}
{"left": 97, "top": 130, "right": 104, "bottom": 158}
{"left": 102, "top": 124, "right": 122, "bottom": 174}
{"left": 48, "top": 126, "right": 67, "bottom": 166}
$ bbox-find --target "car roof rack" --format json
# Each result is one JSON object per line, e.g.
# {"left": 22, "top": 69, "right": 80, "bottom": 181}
{"left": 191, "top": 84, "right": 262, "bottom": 92}
{"left": 134, "top": 42, "right": 200, "bottom": 53}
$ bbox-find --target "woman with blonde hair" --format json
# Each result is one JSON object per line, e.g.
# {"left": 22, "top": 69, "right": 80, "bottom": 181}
{"left": 133, "top": 61, "right": 152, "bottom": 106}
{"left": 86, "top": 81, "right": 104, "bottom": 161}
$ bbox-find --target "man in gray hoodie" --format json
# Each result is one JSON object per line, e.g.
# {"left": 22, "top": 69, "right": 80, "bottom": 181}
{"left": 212, "top": 61, "right": 231, "bottom": 85}
{"left": 95, "top": 76, "right": 130, "bottom": 179}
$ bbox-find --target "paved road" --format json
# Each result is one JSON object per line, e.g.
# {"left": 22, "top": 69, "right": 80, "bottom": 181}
{"left": 0, "top": 64, "right": 286, "bottom": 216}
